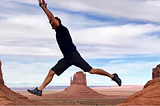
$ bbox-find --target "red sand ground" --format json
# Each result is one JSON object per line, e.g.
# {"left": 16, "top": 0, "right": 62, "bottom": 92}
{"left": 14, "top": 85, "right": 142, "bottom": 105}
{"left": 21, "top": 85, "right": 142, "bottom": 99}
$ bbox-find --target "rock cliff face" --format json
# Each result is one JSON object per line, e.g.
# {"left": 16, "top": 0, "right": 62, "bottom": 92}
{"left": 0, "top": 61, "right": 4, "bottom": 84}
{"left": 152, "top": 64, "right": 160, "bottom": 79}
{"left": 117, "top": 77, "right": 160, "bottom": 106}
{"left": 70, "top": 71, "right": 86, "bottom": 85}
{"left": 0, "top": 61, "right": 45, "bottom": 105}
{"left": 63, "top": 71, "right": 106, "bottom": 98}
{"left": 117, "top": 65, "right": 160, "bottom": 106}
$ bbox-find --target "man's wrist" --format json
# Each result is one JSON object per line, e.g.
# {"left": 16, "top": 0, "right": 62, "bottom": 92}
{"left": 39, "top": 3, "right": 43, "bottom": 7}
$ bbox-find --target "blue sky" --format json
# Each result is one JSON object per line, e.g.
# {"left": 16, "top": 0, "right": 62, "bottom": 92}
{"left": 1, "top": 0, "right": 160, "bottom": 87}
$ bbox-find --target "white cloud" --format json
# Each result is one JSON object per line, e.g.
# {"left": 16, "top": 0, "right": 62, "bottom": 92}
{"left": 0, "top": 14, "right": 62, "bottom": 57}
{"left": 1, "top": 12, "right": 160, "bottom": 58}
{"left": 44, "top": 0, "right": 160, "bottom": 23}
{"left": 3, "top": 0, "right": 160, "bottom": 22}
{"left": 72, "top": 24, "right": 160, "bottom": 58}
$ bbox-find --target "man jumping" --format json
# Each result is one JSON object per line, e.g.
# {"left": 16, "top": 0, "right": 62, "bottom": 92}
{"left": 27, "top": 0, "right": 122, "bottom": 96}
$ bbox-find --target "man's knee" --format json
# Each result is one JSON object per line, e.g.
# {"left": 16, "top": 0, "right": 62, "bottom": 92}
{"left": 89, "top": 68, "right": 96, "bottom": 74}
{"left": 49, "top": 69, "right": 56, "bottom": 76}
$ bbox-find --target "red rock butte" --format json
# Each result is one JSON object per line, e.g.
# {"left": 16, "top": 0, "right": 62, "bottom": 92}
{"left": 43, "top": 71, "right": 106, "bottom": 99}
{"left": 117, "top": 64, "right": 160, "bottom": 106}
{"left": 63, "top": 71, "right": 106, "bottom": 98}
{"left": 152, "top": 64, "right": 160, "bottom": 79}
{"left": 70, "top": 71, "right": 87, "bottom": 85}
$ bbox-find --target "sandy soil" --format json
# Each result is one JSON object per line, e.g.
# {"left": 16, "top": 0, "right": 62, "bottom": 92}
{"left": 13, "top": 86, "right": 142, "bottom": 105}
{"left": 92, "top": 85, "right": 143, "bottom": 96}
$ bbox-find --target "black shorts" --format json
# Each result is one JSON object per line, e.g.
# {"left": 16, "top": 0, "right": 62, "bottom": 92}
{"left": 51, "top": 51, "right": 92, "bottom": 76}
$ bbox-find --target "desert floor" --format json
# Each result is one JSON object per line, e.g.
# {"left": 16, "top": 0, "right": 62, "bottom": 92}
{"left": 14, "top": 85, "right": 143, "bottom": 106}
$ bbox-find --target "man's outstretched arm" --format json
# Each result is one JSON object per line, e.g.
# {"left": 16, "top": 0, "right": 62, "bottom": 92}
{"left": 38, "top": 0, "right": 59, "bottom": 27}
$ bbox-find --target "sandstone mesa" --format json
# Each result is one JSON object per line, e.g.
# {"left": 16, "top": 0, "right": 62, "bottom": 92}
{"left": 43, "top": 71, "right": 106, "bottom": 99}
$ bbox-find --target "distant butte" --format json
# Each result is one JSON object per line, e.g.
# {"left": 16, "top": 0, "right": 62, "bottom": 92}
{"left": 70, "top": 71, "right": 87, "bottom": 85}
{"left": 43, "top": 71, "right": 106, "bottom": 99}
{"left": 63, "top": 71, "right": 106, "bottom": 98}
{"left": 152, "top": 64, "right": 160, "bottom": 79}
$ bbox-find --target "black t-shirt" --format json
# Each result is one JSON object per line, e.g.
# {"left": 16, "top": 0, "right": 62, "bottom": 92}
{"left": 56, "top": 24, "right": 77, "bottom": 57}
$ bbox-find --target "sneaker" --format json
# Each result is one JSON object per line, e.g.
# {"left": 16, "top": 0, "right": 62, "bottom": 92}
{"left": 112, "top": 73, "right": 122, "bottom": 86}
{"left": 27, "top": 87, "right": 42, "bottom": 96}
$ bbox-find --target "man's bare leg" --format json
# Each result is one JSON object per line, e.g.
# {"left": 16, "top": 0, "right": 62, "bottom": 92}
{"left": 38, "top": 69, "right": 55, "bottom": 91}
{"left": 27, "top": 70, "right": 55, "bottom": 96}
{"left": 89, "top": 68, "right": 114, "bottom": 78}
{"left": 89, "top": 68, "right": 121, "bottom": 86}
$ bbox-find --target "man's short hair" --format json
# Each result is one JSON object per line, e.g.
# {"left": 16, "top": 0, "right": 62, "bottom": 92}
{"left": 55, "top": 17, "right": 61, "bottom": 24}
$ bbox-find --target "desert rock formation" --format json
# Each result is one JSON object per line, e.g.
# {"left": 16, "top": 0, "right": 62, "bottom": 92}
{"left": 152, "top": 64, "right": 160, "bottom": 79}
{"left": 43, "top": 71, "right": 106, "bottom": 99}
{"left": 70, "top": 71, "right": 86, "bottom": 85}
{"left": 0, "top": 61, "right": 45, "bottom": 105}
{"left": 0, "top": 61, "right": 4, "bottom": 84}
{"left": 63, "top": 71, "right": 106, "bottom": 98}
{"left": 117, "top": 65, "right": 160, "bottom": 106}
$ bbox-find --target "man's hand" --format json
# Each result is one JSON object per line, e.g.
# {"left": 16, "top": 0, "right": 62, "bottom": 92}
{"left": 39, "top": 0, "right": 47, "bottom": 8}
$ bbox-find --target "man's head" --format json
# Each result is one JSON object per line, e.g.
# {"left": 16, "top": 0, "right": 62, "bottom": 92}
{"left": 55, "top": 17, "right": 61, "bottom": 24}
{"left": 49, "top": 17, "right": 61, "bottom": 31}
